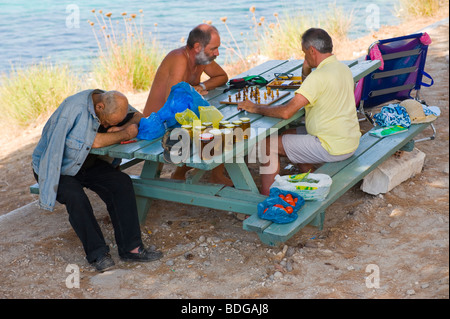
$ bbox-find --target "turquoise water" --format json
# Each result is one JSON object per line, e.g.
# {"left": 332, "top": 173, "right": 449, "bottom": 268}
{"left": 0, "top": 0, "right": 400, "bottom": 74}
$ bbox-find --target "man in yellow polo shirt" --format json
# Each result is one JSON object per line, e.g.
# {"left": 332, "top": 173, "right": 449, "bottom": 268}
{"left": 237, "top": 28, "right": 360, "bottom": 195}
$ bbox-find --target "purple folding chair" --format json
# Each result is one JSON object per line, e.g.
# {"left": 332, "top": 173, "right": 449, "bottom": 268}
{"left": 354, "top": 32, "right": 436, "bottom": 141}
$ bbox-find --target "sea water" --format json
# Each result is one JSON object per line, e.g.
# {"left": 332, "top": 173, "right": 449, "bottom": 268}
{"left": 0, "top": 0, "right": 400, "bottom": 74}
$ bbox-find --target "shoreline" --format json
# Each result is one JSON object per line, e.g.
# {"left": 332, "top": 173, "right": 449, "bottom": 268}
{"left": 0, "top": 15, "right": 448, "bottom": 152}
{"left": 1, "top": 15, "right": 448, "bottom": 81}
{"left": 0, "top": 16, "right": 448, "bottom": 299}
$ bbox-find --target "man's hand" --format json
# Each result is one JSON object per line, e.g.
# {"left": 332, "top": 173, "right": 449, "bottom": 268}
{"left": 92, "top": 124, "right": 139, "bottom": 148}
{"left": 193, "top": 85, "right": 208, "bottom": 96}
{"left": 123, "top": 123, "right": 139, "bottom": 140}
{"left": 237, "top": 100, "right": 257, "bottom": 113}
{"left": 237, "top": 93, "right": 309, "bottom": 120}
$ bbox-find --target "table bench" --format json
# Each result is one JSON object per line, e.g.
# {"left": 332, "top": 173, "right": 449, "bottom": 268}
{"left": 30, "top": 58, "right": 384, "bottom": 247}
{"left": 29, "top": 158, "right": 143, "bottom": 195}
{"left": 242, "top": 121, "right": 435, "bottom": 246}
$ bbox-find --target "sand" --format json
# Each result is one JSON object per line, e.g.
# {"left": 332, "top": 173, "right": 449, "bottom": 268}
{"left": 0, "top": 17, "right": 448, "bottom": 299}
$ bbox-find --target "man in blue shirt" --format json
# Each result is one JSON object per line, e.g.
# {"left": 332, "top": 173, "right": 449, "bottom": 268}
{"left": 32, "top": 89, "right": 163, "bottom": 272}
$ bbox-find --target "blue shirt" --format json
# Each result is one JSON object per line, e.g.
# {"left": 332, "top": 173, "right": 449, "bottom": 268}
{"left": 32, "top": 89, "right": 134, "bottom": 211}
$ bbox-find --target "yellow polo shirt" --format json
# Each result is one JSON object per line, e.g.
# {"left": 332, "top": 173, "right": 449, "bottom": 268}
{"left": 296, "top": 55, "right": 361, "bottom": 155}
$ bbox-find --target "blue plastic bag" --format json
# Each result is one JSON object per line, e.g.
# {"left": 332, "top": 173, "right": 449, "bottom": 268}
{"left": 257, "top": 188, "right": 305, "bottom": 224}
{"left": 137, "top": 82, "right": 209, "bottom": 140}
{"left": 137, "top": 112, "right": 166, "bottom": 140}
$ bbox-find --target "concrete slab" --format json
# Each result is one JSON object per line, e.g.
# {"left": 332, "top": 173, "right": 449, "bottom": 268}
{"left": 361, "top": 148, "right": 426, "bottom": 195}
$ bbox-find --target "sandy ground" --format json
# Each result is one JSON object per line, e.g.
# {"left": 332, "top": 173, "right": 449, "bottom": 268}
{"left": 0, "top": 18, "right": 448, "bottom": 300}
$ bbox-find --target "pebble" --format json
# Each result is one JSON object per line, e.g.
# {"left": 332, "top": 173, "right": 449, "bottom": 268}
{"left": 184, "top": 252, "right": 194, "bottom": 260}
{"left": 389, "top": 221, "right": 400, "bottom": 228}
{"left": 286, "top": 261, "right": 293, "bottom": 272}
{"left": 165, "top": 260, "right": 174, "bottom": 266}
{"left": 406, "top": 289, "right": 416, "bottom": 295}
{"left": 285, "top": 246, "right": 296, "bottom": 257}
{"left": 273, "top": 271, "right": 283, "bottom": 279}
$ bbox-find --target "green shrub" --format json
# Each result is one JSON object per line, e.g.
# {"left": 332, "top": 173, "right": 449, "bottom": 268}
{"left": 0, "top": 62, "right": 79, "bottom": 127}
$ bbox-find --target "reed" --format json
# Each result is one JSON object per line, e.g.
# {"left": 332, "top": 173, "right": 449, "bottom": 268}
{"left": 220, "top": 4, "right": 354, "bottom": 70}
{"left": 396, "top": 0, "right": 449, "bottom": 18}
{"left": 89, "top": 9, "right": 163, "bottom": 93}
{"left": 0, "top": 61, "right": 79, "bottom": 127}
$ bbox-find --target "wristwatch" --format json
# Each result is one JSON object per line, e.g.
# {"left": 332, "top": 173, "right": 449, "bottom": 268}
{"left": 199, "top": 82, "right": 206, "bottom": 90}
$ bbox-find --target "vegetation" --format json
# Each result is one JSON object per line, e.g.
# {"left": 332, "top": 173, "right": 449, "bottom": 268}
{"left": 396, "top": 0, "right": 449, "bottom": 18}
{"left": 88, "top": 9, "right": 163, "bottom": 93}
{"left": 0, "top": 3, "right": 446, "bottom": 128}
{"left": 0, "top": 61, "right": 79, "bottom": 127}
{"left": 220, "top": 4, "right": 353, "bottom": 74}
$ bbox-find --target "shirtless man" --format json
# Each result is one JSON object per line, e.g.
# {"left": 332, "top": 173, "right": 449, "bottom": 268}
{"left": 143, "top": 24, "right": 230, "bottom": 185}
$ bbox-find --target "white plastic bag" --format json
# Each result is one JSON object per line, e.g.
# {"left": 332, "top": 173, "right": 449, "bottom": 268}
{"left": 270, "top": 173, "right": 332, "bottom": 201}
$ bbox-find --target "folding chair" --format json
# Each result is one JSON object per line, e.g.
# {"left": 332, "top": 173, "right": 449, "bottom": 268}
{"left": 354, "top": 32, "right": 436, "bottom": 141}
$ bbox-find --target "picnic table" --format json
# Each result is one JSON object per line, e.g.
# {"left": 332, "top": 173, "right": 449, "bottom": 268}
{"left": 31, "top": 58, "right": 383, "bottom": 246}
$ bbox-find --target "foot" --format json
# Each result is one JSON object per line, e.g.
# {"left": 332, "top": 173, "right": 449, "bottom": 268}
{"left": 171, "top": 166, "right": 192, "bottom": 180}
{"left": 120, "top": 246, "right": 163, "bottom": 262}
{"left": 297, "top": 163, "right": 316, "bottom": 173}
{"left": 91, "top": 253, "right": 115, "bottom": 272}
{"left": 208, "top": 174, "right": 234, "bottom": 187}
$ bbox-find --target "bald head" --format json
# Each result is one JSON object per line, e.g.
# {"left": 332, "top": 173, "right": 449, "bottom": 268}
{"left": 186, "top": 24, "right": 219, "bottom": 49}
{"left": 93, "top": 90, "right": 129, "bottom": 128}
{"left": 101, "top": 91, "right": 129, "bottom": 115}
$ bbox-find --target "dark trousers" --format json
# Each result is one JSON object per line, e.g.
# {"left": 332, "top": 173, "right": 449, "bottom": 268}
{"left": 35, "top": 160, "right": 143, "bottom": 263}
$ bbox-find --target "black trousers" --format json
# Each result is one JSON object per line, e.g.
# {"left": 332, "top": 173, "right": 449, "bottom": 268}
{"left": 35, "top": 159, "right": 143, "bottom": 263}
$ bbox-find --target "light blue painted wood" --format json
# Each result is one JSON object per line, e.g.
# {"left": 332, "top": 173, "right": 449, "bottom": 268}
{"left": 70, "top": 59, "right": 387, "bottom": 233}
{"left": 350, "top": 60, "right": 381, "bottom": 82}
{"left": 250, "top": 122, "right": 433, "bottom": 246}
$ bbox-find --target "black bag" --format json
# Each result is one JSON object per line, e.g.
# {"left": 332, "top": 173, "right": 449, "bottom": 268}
{"left": 224, "top": 75, "right": 268, "bottom": 93}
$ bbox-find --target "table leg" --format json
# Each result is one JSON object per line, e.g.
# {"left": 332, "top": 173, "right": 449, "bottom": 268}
{"left": 135, "top": 161, "right": 161, "bottom": 223}
{"left": 225, "top": 162, "right": 259, "bottom": 193}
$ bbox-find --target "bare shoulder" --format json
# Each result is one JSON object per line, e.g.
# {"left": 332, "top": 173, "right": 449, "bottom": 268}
{"left": 163, "top": 47, "right": 188, "bottom": 65}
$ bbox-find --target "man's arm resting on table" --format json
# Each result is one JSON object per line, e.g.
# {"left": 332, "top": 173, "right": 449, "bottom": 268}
{"left": 237, "top": 93, "right": 309, "bottom": 120}
{"left": 193, "top": 61, "right": 228, "bottom": 94}
{"left": 92, "top": 124, "right": 139, "bottom": 148}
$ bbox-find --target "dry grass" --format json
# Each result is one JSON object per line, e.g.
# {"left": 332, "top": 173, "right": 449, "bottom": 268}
{"left": 89, "top": 9, "right": 163, "bottom": 93}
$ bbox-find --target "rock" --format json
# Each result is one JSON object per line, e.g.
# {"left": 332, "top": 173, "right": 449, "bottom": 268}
{"left": 421, "top": 283, "right": 430, "bottom": 289}
{"left": 274, "top": 245, "right": 289, "bottom": 261}
{"left": 285, "top": 246, "right": 296, "bottom": 257}
{"left": 406, "top": 289, "right": 416, "bottom": 295}
{"left": 286, "top": 261, "right": 293, "bottom": 272}
{"left": 166, "top": 260, "right": 174, "bottom": 266}
{"left": 389, "top": 221, "right": 400, "bottom": 228}
{"left": 273, "top": 271, "right": 283, "bottom": 279}
{"left": 184, "top": 252, "right": 194, "bottom": 260}
{"left": 361, "top": 148, "right": 426, "bottom": 195}
{"left": 444, "top": 162, "right": 449, "bottom": 174}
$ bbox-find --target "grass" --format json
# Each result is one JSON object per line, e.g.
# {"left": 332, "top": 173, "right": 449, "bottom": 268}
{"left": 396, "top": 0, "right": 449, "bottom": 18}
{"left": 89, "top": 10, "right": 163, "bottom": 93}
{"left": 221, "top": 4, "right": 354, "bottom": 71}
{"left": 0, "top": 61, "right": 79, "bottom": 127}
{"left": 0, "top": 4, "right": 447, "bottom": 127}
